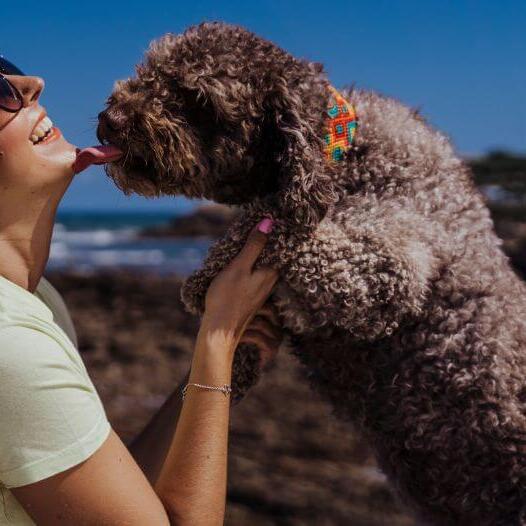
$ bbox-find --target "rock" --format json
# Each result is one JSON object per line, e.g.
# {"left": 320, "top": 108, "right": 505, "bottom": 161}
{"left": 142, "top": 203, "right": 239, "bottom": 238}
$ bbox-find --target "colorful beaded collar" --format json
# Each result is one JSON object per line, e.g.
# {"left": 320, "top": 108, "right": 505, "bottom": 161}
{"left": 323, "top": 85, "right": 358, "bottom": 162}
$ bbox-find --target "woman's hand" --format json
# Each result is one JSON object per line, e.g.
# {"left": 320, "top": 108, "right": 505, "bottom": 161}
{"left": 200, "top": 219, "right": 278, "bottom": 349}
{"left": 240, "top": 301, "right": 283, "bottom": 368}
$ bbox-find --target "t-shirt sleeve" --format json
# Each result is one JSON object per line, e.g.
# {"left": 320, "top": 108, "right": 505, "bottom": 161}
{"left": 0, "top": 326, "right": 111, "bottom": 488}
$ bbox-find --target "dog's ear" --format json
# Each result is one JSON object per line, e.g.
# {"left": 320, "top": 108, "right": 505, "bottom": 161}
{"left": 266, "top": 86, "right": 338, "bottom": 229}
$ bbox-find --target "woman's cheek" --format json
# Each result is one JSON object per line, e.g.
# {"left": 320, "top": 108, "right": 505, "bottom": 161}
{"left": 0, "top": 133, "right": 35, "bottom": 187}
{"left": 0, "top": 124, "right": 68, "bottom": 189}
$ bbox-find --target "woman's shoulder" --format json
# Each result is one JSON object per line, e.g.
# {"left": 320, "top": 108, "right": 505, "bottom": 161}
{"left": 34, "top": 277, "right": 78, "bottom": 348}
{"left": 0, "top": 323, "right": 72, "bottom": 375}
{"left": 0, "top": 320, "right": 110, "bottom": 489}
{"left": 0, "top": 276, "right": 77, "bottom": 349}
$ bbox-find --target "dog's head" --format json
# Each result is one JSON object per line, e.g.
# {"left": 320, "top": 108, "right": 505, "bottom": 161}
{"left": 97, "top": 22, "right": 338, "bottom": 227}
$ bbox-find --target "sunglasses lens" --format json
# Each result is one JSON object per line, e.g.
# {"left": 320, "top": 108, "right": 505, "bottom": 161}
{"left": 0, "top": 77, "right": 22, "bottom": 111}
{"left": 0, "top": 56, "right": 25, "bottom": 76}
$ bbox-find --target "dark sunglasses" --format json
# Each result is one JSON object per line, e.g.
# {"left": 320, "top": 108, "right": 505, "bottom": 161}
{"left": 0, "top": 56, "right": 25, "bottom": 113}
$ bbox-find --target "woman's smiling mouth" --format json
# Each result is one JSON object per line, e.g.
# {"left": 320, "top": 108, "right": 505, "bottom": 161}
{"left": 29, "top": 114, "right": 61, "bottom": 146}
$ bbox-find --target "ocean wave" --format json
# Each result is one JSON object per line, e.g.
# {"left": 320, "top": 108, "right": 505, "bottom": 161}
{"left": 49, "top": 213, "right": 211, "bottom": 275}
{"left": 49, "top": 234, "right": 210, "bottom": 275}
{"left": 52, "top": 225, "right": 138, "bottom": 246}
{"left": 48, "top": 246, "right": 206, "bottom": 273}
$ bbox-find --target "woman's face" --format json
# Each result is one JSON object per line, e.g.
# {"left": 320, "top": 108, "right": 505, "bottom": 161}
{"left": 0, "top": 72, "right": 77, "bottom": 197}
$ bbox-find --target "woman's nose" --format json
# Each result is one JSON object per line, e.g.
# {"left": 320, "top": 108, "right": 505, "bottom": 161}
{"left": 13, "top": 76, "right": 45, "bottom": 107}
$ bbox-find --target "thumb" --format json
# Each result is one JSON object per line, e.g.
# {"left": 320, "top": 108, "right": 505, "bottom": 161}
{"left": 236, "top": 218, "right": 274, "bottom": 270}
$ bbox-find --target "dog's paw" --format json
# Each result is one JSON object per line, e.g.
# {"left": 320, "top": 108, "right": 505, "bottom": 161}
{"left": 180, "top": 269, "right": 209, "bottom": 315}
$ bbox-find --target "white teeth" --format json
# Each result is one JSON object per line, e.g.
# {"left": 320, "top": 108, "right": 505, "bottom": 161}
{"left": 30, "top": 116, "right": 54, "bottom": 144}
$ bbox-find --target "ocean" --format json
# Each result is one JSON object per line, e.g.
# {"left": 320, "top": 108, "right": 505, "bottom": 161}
{"left": 49, "top": 187, "right": 507, "bottom": 276}
{"left": 49, "top": 211, "right": 212, "bottom": 275}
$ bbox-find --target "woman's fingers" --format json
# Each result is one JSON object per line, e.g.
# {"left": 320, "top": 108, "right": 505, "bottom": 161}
{"left": 239, "top": 302, "right": 283, "bottom": 368}
{"left": 252, "top": 267, "right": 279, "bottom": 289}
{"left": 201, "top": 217, "right": 279, "bottom": 337}
{"left": 239, "top": 329, "right": 281, "bottom": 367}
{"left": 257, "top": 302, "right": 280, "bottom": 326}
{"left": 233, "top": 218, "right": 274, "bottom": 270}
{"left": 240, "top": 329, "right": 279, "bottom": 350}
{"left": 248, "top": 315, "right": 282, "bottom": 341}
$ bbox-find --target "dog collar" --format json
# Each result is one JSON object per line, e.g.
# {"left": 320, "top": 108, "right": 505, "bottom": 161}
{"left": 323, "top": 85, "right": 358, "bottom": 162}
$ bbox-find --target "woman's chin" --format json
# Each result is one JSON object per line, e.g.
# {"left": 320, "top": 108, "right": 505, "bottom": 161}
{"left": 32, "top": 128, "right": 77, "bottom": 175}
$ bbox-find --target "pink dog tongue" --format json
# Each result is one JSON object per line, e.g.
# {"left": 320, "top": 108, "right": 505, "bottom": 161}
{"left": 73, "top": 145, "right": 123, "bottom": 174}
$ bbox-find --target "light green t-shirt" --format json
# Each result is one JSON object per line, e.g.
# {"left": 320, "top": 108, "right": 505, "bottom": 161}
{"left": 0, "top": 275, "right": 111, "bottom": 525}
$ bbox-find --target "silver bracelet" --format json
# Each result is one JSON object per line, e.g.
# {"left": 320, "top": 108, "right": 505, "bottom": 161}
{"left": 181, "top": 382, "right": 232, "bottom": 400}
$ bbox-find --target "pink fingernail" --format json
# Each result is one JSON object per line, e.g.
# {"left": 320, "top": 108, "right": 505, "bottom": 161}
{"left": 257, "top": 217, "right": 274, "bottom": 234}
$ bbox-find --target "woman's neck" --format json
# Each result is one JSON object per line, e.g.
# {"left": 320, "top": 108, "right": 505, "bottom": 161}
{"left": 0, "top": 193, "right": 59, "bottom": 292}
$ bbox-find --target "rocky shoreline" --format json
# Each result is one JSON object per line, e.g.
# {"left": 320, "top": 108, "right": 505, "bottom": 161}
{"left": 141, "top": 203, "right": 239, "bottom": 239}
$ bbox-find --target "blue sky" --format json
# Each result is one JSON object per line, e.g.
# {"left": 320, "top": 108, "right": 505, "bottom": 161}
{"left": 2, "top": 0, "right": 525, "bottom": 211}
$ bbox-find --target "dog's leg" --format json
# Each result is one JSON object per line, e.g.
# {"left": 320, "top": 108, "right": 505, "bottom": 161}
{"left": 181, "top": 211, "right": 276, "bottom": 402}
{"left": 275, "top": 208, "right": 441, "bottom": 342}
{"left": 266, "top": 209, "right": 440, "bottom": 424}
{"left": 181, "top": 203, "right": 441, "bottom": 399}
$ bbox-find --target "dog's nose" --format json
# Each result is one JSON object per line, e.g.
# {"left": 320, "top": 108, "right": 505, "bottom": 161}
{"left": 97, "top": 109, "right": 128, "bottom": 142}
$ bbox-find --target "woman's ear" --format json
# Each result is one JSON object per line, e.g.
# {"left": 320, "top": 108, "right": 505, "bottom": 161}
{"left": 268, "top": 89, "right": 338, "bottom": 229}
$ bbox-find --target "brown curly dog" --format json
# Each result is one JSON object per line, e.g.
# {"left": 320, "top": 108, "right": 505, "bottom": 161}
{"left": 97, "top": 22, "right": 526, "bottom": 526}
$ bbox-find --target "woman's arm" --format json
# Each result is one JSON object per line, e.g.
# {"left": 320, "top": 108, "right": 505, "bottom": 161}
{"left": 153, "top": 224, "right": 278, "bottom": 524}
{"left": 128, "top": 303, "right": 281, "bottom": 487}
{"left": 154, "top": 329, "right": 234, "bottom": 524}
{"left": 127, "top": 370, "right": 189, "bottom": 485}
{"left": 11, "top": 221, "right": 277, "bottom": 525}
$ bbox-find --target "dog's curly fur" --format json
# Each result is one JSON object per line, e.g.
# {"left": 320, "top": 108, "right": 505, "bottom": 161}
{"left": 97, "top": 22, "right": 526, "bottom": 525}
